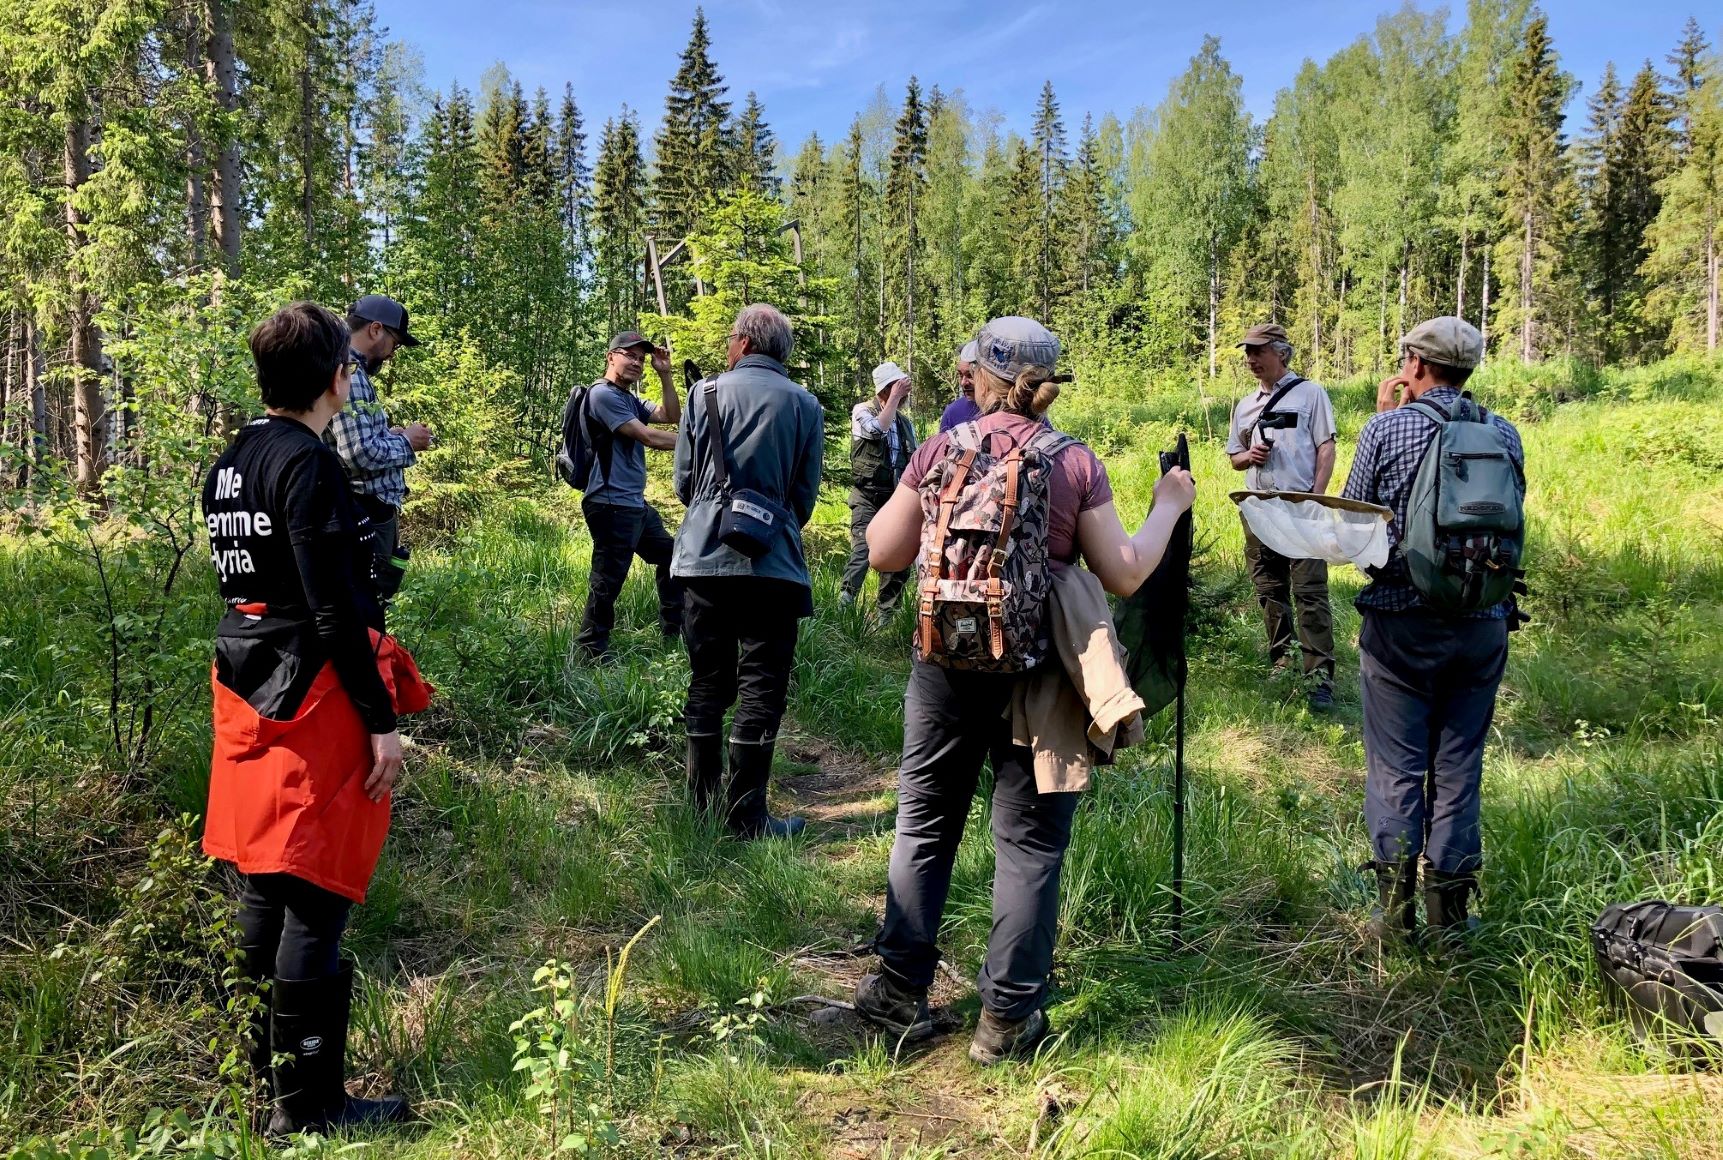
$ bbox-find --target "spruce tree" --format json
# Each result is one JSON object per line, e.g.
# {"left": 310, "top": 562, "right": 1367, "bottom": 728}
{"left": 883, "top": 78, "right": 930, "bottom": 381}
{"left": 594, "top": 111, "right": 647, "bottom": 332}
{"left": 1645, "top": 59, "right": 1722, "bottom": 350}
{"left": 1030, "top": 80, "right": 1068, "bottom": 320}
{"left": 556, "top": 83, "right": 590, "bottom": 238}
{"left": 1495, "top": 11, "right": 1575, "bottom": 362}
{"left": 652, "top": 7, "right": 734, "bottom": 253}
{"left": 734, "top": 91, "right": 779, "bottom": 198}
{"left": 1666, "top": 17, "right": 1712, "bottom": 157}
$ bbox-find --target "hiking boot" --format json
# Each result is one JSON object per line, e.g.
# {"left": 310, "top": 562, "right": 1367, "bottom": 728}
{"left": 853, "top": 972, "right": 934, "bottom": 1042}
{"left": 968, "top": 1007, "right": 1049, "bottom": 1066}
{"left": 685, "top": 732, "right": 723, "bottom": 815}
{"left": 725, "top": 739, "right": 805, "bottom": 839}
{"left": 1365, "top": 860, "right": 1419, "bottom": 947}
{"left": 838, "top": 590, "right": 857, "bottom": 608}
{"left": 1423, "top": 868, "right": 1481, "bottom": 947}
{"left": 266, "top": 962, "right": 409, "bottom": 1138}
{"left": 1307, "top": 683, "right": 1335, "bottom": 712}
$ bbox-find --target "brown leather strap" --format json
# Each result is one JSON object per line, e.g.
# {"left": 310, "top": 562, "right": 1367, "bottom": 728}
{"left": 919, "top": 449, "right": 977, "bottom": 658}
{"left": 984, "top": 448, "right": 1025, "bottom": 659}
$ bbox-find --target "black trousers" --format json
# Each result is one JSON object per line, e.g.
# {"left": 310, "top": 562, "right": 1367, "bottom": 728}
{"left": 877, "top": 661, "right": 1080, "bottom": 1021}
{"left": 681, "top": 578, "right": 808, "bottom": 743}
{"left": 237, "top": 872, "right": 352, "bottom": 982}
{"left": 1360, "top": 610, "right": 1509, "bottom": 874}
{"left": 842, "top": 492, "right": 910, "bottom": 611}
{"left": 578, "top": 499, "right": 682, "bottom": 655}
{"left": 355, "top": 495, "right": 402, "bottom": 631}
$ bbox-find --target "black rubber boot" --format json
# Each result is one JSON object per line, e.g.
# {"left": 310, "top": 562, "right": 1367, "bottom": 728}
{"left": 685, "top": 732, "right": 724, "bottom": 815}
{"left": 1423, "top": 868, "right": 1480, "bottom": 946}
{"left": 725, "top": 739, "right": 805, "bottom": 839}
{"left": 1365, "top": 860, "right": 1419, "bottom": 946}
{"left": 266, "top": 962, "right": 409, "bottom": 1137}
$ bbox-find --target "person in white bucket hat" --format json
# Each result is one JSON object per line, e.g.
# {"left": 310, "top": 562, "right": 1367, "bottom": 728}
{"left": 841, "top": 361, "right": 919, "bottom": 614}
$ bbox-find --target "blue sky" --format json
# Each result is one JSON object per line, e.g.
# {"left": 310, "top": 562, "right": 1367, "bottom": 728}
{"left": 372, "top": 0, "right": 1716, "bottom": 151}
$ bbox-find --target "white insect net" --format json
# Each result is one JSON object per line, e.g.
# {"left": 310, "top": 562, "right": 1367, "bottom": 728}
{"left": 1236, "top": 494, "right": 1393, "bottom": 571}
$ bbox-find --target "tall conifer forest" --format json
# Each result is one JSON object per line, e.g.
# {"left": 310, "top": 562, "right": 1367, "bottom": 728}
{"left": 5, "top": 2, "right": 1723, "bottom": 1155}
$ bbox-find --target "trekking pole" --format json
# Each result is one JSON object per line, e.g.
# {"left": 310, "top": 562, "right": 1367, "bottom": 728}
{"left": 1157, "top": 432, "right": 1193, "bottom": 949}
{"left": 1172, "top": 664, "right": 1186, "bottom": 948}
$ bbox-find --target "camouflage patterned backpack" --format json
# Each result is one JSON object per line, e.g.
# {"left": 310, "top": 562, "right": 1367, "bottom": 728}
{"left": 914, "top": 421, "right": 1077, "bottom": 671}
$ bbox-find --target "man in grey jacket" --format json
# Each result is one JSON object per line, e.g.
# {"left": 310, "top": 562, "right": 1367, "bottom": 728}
{"left": 673, "top": 303, "right": 824, "bottom": 839}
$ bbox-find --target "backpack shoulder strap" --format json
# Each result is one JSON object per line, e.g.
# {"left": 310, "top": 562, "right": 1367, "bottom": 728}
{"left": 918, "top": 446, "right": 980, "bottom": 658}
{"left": 1404, "top": 398, "right": 1451, "bottom": 425}
{"left": 1025, "top": 427, "right": 1078, "bottom": 459}
{"left": 698, "top": 381, "right": 730, "bottom": 492}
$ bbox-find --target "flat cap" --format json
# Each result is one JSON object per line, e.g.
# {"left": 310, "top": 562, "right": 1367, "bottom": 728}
{"left": 974, "top": 317, "right": 1060, "bottom": 383}
{"left": 871, "top": 361, "right": 910, "bottom": 393}
{"left": 1400, "top": 316, "right": 1484, "bottom": 370}
{"left": 1237, "top": 322, "right": 1289, "bottom": 348}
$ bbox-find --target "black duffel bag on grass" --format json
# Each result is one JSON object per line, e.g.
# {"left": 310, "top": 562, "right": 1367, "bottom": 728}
{"left": 1592, "top": 900, "right": 1723, "bottom": 1049}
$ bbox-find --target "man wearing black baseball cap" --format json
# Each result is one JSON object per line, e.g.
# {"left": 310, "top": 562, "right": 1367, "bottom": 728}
{"left": 325, "top": 294, "right": 432, "bottom": 626}
{"left": 574, "top": 330, "right": 683, "bottom": 661}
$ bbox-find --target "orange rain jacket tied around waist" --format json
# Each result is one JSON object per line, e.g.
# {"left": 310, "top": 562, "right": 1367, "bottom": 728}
{"left": 203, "top": 631, "right": 432, "bottom": 903}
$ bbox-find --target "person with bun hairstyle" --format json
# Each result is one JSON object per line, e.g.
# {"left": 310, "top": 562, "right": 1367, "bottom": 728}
{"left": 851, "top": 317, "right": 1195, "bottom": 1064}
{"left": 201, "top": 302, "right": 430, "bottom": 1136}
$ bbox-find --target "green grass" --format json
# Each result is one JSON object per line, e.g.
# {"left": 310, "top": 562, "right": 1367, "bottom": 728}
{"left": 4, "top": 357, "right": 1723, "bottom": 1156}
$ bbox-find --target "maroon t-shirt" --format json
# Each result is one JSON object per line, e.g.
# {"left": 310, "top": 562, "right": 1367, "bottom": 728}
{"left": 901, "top": 412, "right": 1113, "bottom": 565}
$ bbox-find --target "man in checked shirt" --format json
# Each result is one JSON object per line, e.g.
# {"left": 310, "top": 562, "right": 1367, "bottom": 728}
{"left": 326, "top": 294, "right": 433, "bottom": 626}
{"left": 1341, "top": 316, "right": 1524, "bottom": 948}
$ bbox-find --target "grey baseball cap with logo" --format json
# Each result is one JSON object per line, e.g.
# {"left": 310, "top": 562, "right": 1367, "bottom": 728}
{"left": 1400, "top": 316, "right": 1484, "bottom": 369}
{"left": 973, "top": 317, "right": 1060, "bottom": 383}
{"left": 350, "top": 294, "right": 421, "bottom": 347}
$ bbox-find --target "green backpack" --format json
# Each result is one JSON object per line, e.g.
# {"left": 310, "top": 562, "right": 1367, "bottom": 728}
{"left": 1399, "top": 393, "right": 1526, "bottom": 613}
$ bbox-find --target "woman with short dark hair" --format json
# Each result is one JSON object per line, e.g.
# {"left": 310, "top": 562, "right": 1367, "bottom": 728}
{"left": 201, "top": 301, "right": 429, "bottom": 1135}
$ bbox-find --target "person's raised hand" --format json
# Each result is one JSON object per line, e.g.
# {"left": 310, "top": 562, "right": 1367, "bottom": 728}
{"left": 365, "top": 730, "right": 404, "bottom": 801}
{"left": 650, "top": 345, "right": 671, "bottom": 378}
{"left": 1155, "top": 466, "right": 1196, "bottom": 514}
{"left": 1377, "top": 374, "right": 1411, "bottom": 413}
{"left": 890, "top": 376, "right": 913, "bottom": 403}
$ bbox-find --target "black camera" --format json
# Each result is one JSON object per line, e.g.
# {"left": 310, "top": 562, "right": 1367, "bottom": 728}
{"left": 1258, "top": 409, "right": 1299, "bottom": 431}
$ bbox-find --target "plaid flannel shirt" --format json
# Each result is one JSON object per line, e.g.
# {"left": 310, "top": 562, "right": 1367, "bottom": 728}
{"left": 1341, "top": 385, "right": 1524, "bottom": 617}
{"left": 323, "top": 358, "right": 415, "bottom": 510}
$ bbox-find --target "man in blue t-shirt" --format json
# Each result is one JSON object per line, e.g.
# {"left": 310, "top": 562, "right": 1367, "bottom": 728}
{"left": 576, "top": 331, "right": 683, "bottom": 660}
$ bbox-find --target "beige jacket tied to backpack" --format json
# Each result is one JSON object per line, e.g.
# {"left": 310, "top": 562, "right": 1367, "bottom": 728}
{"left": 1008, "top": 564, "right": 1146, "bottom": 793}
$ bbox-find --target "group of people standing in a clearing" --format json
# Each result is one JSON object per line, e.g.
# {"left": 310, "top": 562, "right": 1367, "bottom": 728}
{"left": 197, "top": 290, "right": 1524, "bottom": 1135}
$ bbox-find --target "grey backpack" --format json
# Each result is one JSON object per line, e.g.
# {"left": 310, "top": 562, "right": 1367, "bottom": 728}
{"left": 1399, "top": 393, "right": 1525, "bottom": 613}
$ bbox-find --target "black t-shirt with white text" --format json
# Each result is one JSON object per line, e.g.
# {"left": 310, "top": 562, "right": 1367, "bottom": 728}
{"left": 202, "top": 416, "right": 395, "bottom": 731}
